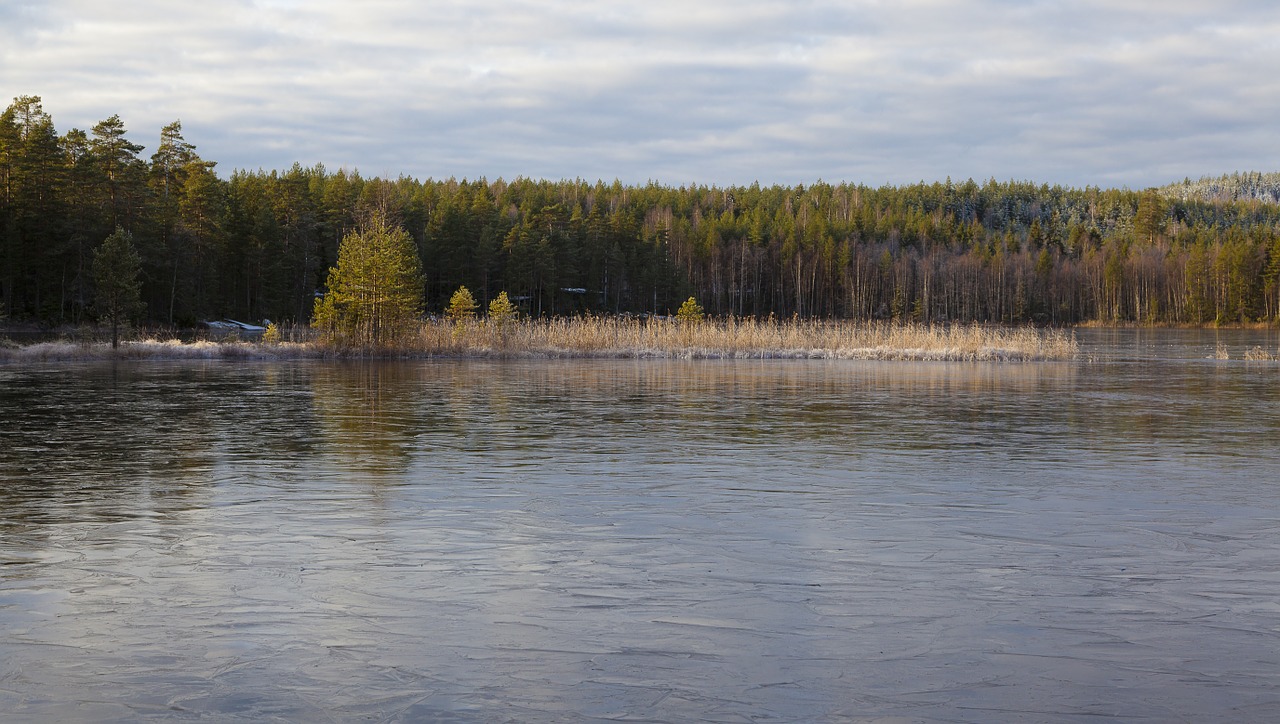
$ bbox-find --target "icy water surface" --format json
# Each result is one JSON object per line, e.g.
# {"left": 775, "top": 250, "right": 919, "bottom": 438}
{"left": 2, "top": 329, "right": 1280, "bottom": 722}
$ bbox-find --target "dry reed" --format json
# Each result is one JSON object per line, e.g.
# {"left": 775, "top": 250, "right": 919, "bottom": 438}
{"left": 1, "top": 319, "right": 1079, "bottom": 362}
{"left": 408, "top": 317, "right": 1078, "bottom": 361}
{"left": 1244, "top": 345, "right": 1278, "bottom": 362}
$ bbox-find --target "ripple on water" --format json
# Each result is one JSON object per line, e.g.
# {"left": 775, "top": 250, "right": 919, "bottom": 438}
{"left": 2, "top": 341, "right": 1280, "bottom": 720}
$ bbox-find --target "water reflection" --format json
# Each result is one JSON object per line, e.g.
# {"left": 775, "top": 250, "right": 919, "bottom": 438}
{"left": 0, "top": 365, "right": 215, "bottom": 531}
{"left": 2, "top": 337, "right": 1280, "bottom": 721}
{"left": 310, "top": 363, "right": 426, "bottom": 478}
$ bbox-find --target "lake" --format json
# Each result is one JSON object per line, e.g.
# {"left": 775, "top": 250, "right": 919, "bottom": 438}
{"left": 2, "top": 328, "right": 1279, "bottom": 722}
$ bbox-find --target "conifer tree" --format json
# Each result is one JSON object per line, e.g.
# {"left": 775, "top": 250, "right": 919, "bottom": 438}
{"left": 313, "top": 217, "right": 422, "bottom": 348}
{"left": 90, "top": 114, "right": 145, "bottom": 228}
{"left": 446, "top": 285, "right": 478, "bottom": 323}
{"left": 92, "top": 227, "right": 144, "bottom": 348}
{"left": 676, "top": 296, "right": 704, "bottom": 323}
{"left": 487, "top": 290, "right": 518, "bottom": 329}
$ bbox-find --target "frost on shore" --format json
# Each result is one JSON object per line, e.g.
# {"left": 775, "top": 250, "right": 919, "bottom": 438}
{"left": 1, "top": 320, "right": 1078, "bottom": 363}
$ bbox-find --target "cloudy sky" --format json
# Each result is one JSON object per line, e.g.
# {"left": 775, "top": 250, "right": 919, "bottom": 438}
{"left": 3, "top": 0, "right": 1278, "bottom": 188}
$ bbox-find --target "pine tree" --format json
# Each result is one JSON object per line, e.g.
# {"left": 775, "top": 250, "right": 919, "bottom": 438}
{"left": 92, "top": 227, "right": 144, "bottom": 348}
{"left": 90, "top": 114, "right": 145, "bottom": 228}
{"left": 312, "top": 218, "right": 422, "bottom": 348}
{"left": 487, "top": 290, "right": 518, "bottom": 329}
{"left": 446, "top": 285, "right": 478, "bottom": 323}
{"left": 676, "top": 296, "right": 704, "bottom": 323}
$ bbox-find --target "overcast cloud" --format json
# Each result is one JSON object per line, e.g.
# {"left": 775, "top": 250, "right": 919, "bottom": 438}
{"left": 3, "top": 0, "right": 1279, "bottom": 187}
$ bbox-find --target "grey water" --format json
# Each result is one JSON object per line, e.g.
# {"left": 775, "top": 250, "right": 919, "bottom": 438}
{"left": 2, "top": 329, "right": 1279, "bottom": 722}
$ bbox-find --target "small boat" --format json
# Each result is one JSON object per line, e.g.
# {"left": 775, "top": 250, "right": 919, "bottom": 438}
{"left": 199, "top": 319, "right": 269, "bottom": 336}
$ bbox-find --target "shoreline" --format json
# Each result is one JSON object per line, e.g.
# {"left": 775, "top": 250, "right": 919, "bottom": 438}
{"left": 1073, "top": 320, "right": 1279, "bottom": 330}
{"left": 4, "top": 318, "right": 1275, "bottom": 340}
{"left": 1, "top": 320, "right": 1080, "bottom": 363}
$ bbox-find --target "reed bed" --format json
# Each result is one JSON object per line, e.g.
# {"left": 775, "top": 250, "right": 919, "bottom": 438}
{"left": 1, "top": 318, "right": 1079, "bottom": 362}
{"left": 409, "top": 317, "right": 1078, "bottom": 361}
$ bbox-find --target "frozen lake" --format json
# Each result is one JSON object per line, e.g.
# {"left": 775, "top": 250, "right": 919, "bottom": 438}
{"left": 2, "top": 328, "right": 1280, "bottom": 721}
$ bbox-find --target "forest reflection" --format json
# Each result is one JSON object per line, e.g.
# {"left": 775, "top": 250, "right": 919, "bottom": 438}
{"left": 304, "top": 358, "right": 1085, "bottom": 469}
{"left": 0, "top": 365, "right": 215, "bottom": 531}
{"left": 310, "top": 363, "right": 427, "bottom": 477}
{"left": 2, "top": 351, "right": 1267, "bottom": 535}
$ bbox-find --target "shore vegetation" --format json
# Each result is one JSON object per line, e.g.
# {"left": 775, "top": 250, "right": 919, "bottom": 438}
{"left": 2, "top": 315, "right": 1079, "bottom": 363}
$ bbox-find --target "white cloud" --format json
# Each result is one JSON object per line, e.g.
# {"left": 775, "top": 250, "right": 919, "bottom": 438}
{"left": 2, "top": 0, "right": 1279, "bottom": 187}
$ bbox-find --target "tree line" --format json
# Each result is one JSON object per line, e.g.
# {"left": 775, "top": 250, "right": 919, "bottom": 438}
{"left": 4, "top": 95, "right": 1280, "bottom": 328}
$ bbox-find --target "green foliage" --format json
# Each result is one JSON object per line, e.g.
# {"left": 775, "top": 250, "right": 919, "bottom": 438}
{"left": 1035, "top": 247, "right": 1053, "bottom": 280}
{"left": 92, "top": 227, "right": 145, "bottom": 348}
{"left": 446, "top": 286, "right": 479, "bottom": 324}
{"left": 1133, "top": 189, "right": 1166, "bottom": 244}
{"left": 312, "top": 218, "right": 423, "bottom": 348}
{"left": 11, "top": 97, "right": 1280, "bottom": 327}
{"left": 676, "top": 296, "right": 704, "bottom": 323}
{"left": 487, "top": 291, "right": 518, "bottom": 328}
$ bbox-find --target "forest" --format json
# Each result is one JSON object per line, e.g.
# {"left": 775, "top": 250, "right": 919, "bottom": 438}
{"left": 4, "top": 95, "right": 1280, "bottom": 328}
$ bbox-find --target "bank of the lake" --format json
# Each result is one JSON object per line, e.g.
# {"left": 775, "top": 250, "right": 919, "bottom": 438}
{"left": 1, "top": 319, "right": 1079, "bottom": 363}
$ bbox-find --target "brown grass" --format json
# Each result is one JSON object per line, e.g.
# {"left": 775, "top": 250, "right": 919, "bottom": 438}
{"left": 1, "top": 319, "right": 1079, "bottom": 362}
{"left": 1244, "top": 345, "right": 1279, "bottom": 362}
{"left": 406, "top": 317, "right": 1078, "bottom": 361}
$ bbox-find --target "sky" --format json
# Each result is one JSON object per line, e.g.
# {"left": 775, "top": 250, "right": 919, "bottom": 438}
{"left": 3, "top": 0, "right": 1279, "bottom": 189}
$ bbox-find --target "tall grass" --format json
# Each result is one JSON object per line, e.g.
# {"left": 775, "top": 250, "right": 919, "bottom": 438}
{"left": 408, "top": 317, "right": 1077, "bottom": 361}
{"left": 1, "top": 318, "right": 1079, "bottom": 362}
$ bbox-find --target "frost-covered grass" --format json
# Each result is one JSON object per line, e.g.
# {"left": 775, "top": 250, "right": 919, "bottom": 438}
{"left": 1, "top": 319, "right": 1079, "bottom": 362}
{"left": 0, "top": 337, "right": 319, "bottom": 362}
{"left": 408, "top": 317, "right": 1077, "bottom": 361}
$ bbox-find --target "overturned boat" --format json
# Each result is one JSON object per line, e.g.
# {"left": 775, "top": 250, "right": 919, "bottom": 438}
{"left": 199, "top": 319, "right": 269, "bottom": 338}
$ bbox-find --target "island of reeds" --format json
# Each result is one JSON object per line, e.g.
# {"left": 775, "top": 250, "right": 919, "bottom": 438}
{"left": 2, "top": 95, "right": 1279, "bottom": 355}
{"left": 0, "top": 319, "right": 1078, "bottom": 363}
